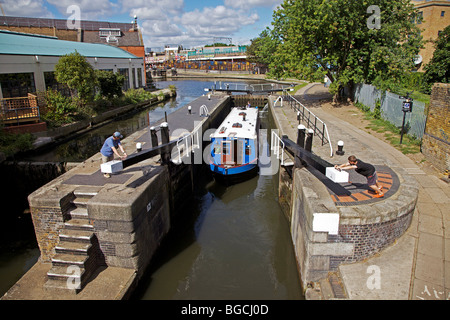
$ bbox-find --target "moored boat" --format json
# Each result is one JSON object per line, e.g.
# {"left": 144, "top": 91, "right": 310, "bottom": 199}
{"left": 209, "top": 104, "right": 259, "bottom": 184}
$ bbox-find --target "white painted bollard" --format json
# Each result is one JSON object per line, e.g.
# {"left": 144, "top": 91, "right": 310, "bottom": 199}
{"left": 336, "top": 140, "right": 345, "bottom": 156}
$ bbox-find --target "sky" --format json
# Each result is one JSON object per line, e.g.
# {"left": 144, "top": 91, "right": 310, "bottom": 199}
{"left": 0, "top": 0, "right": 283, "bottom": 49}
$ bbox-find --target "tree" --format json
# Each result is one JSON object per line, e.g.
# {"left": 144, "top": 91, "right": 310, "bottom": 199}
{"left": 269, "top": 0, "right": 423, "bottom": 99}
{"left": 246, "top": 29, "right": 279, "bottom": 66}
{"left": 423, "top": 25, "right": 450, "bottom": 93}
{"left": 54, "top": 51, "right": 97, "bottom": 104}
{"left": 96, "top": 70, "right": 125, "bottom": 98}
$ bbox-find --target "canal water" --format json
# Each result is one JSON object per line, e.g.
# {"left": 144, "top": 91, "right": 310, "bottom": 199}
{"left": 0, "top": 78, "right": 303, "bottom": 299}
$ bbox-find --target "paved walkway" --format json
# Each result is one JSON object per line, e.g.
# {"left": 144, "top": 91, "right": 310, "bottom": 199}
{"left": 272, "top": 83, "right": 449, "bottom": 299}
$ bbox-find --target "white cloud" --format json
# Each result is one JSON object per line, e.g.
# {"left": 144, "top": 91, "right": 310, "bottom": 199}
{"left": 224, "top": 0, "right": 282, "bottom": 10}
{"left": 129, "top": 7, "right": 166, "bottom": 21}
{"left": 181, "top": 6, "right": 259, "bottom": 38}
{"left": 133, "top": 3, "right": 260, "bottom": 48}
{"left": 120, "top": 0, "right": 184, "bottom": 17}
{"left": 3, "top": 0, "right": 268, "bottom": 49}
{"left": 2, "top": 0, "right": 53, "bottom": 18}
{"left": 46, "top": 0, "right": 118, "bottom": 20}
{"left": 142, "top": 19, "right": 182, "bottom": 37}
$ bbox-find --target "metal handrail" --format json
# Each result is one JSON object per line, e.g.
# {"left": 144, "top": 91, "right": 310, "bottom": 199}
{"left": 199, "top": 105, "right": 209, "bottom": 117}
{"left": 271, "top": 130, "right": 285, "bottom": 165}
{"left": 173, "top": 133, "right": 190, "bottom": 164}
{"left": 173, "top": 122, "right": 202, "bottom": 164}
{"left": 284, "top": 92, "right": 333, "bottom": 157}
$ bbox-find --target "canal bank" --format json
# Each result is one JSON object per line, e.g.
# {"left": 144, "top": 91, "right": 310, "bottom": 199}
{"left": 269, "top": 83, "right": 450, "bottom": 300}
{"left": 160, "top": 68, "right": 307, "bottom": 87}
{"left": 268, "top": 84, "right": 418, "bottom": 298}
{"left": 2, "top": 88, "right": 279, "bottom": 299}
{"left": 1, "top": 79, "right": 298, "bottom": 299}
{"left": 30, "top": 87, "right": 176, "bottom": 153}
{"left": 2, "top": 92, "right": 230, "bottom": 298}
{"left": 2, "top": 88, "right": 306, "bottom": 300}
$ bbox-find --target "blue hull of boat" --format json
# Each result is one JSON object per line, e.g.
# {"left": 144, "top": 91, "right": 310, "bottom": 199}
{"left": 210, "top": 162, "right": 258, "bottom": 185}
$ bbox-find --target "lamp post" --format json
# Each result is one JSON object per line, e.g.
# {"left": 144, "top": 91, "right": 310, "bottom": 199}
{"left": 399, "top": 93, "right": 413, "bottom": 145}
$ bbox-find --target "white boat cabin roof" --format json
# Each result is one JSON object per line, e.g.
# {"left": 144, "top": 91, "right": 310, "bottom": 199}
{"left": 211, "top": 107, "right": 258, "bottom": 140}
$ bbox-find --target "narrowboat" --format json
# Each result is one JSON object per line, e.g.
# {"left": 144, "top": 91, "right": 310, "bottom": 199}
{"left": 209, "top": 105, "right": 259, "bottom": 184}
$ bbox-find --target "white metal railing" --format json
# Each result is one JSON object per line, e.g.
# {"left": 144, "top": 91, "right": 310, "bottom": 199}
{"left": 200, "top": 105, "right": 209, "bottom": 117}
{"left": 212, "top": 82, "right": 289, "bottom": 93}
{"left": 285, "top": 92, "right": 333, "bottom": 157}
{"left": 172, "top": 122, "right": 202, "bottom": 164}
{"left": 271, "top": 130, "right": 285, "bottom": 165}
{"left": 274, "top": 96, "right": 283, "bottom": 107}
{"left": 223, "top": 83, "right": 248, "bottom": 91}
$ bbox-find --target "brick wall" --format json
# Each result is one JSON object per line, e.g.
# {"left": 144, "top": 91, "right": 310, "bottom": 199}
{"left": 1, "top": 26, "right": 78, "bottom": 41}
{"left": 421, "top": 83, "right": 450, "bottom": 172}
{"left": 287, "top": 165, "right": 418, "bottom": 288}
{"left": 119, "top": 46, "right": 145, "bottom": 58}
{"left": 329, "top": 211, "right": 414, "bottom": 268}
{"left": 29, "top": 193, "right": 74, "bottom": 262}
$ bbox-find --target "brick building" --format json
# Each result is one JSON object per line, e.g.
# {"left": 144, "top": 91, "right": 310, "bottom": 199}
{"left": 412, "top": 0, "right": 450, "bottom": 70}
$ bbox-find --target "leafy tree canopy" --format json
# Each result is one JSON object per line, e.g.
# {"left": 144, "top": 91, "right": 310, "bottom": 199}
{"left": 247, "top": 29, "right": 280, "bottom": 66}
{"left": 423, "top": 25, "right": 450, "bottom": 93}
{"left": 55, "top": 51, "right": 97, "bottom": 103}
{"left": 260, "top": 0, "right": 423, "bottom": 97}
{"left": 96, "top": 70, "right": 125, "bottom": 99}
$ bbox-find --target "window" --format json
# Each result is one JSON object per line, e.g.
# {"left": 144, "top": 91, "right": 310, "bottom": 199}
{"left": 223, "top": 141, "right": 230, "bottom": 155}
{"left": 0, "top": 73, "right": 35, "bottom": 98}
{"left": 137, "top": 68, "right": 142, "bottom": 87}
{"left": 245, "top": 145, "right": 251, "bottom": 156}
{"left": 441, "top": 11, "right": 445, "bottom": 17}
{"left": 44, "top": 72, "right": 70, "bottom": 96}
{"left": 99, "top": 28, "right": 122, "bottom": 37}
{"left": 118, "top": 68, "right": 129, "bottom": 91}
{"left": 417, "top": 11, "right": 423, "bottom": 24}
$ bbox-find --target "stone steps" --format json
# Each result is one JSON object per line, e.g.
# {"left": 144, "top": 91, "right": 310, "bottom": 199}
{"left": 44, "top": 188, "right": 100, "bottom": 294}
{"left": 67, "top": 206, "right": 89, "bottom": 219}
{"left": 306, "top": 272, "right": 348, "bottom": 300}
{"left": 55, "top": 241, "right": 91, "bottom": 256}
{"left": 319, "top": 273, "right": 347, "bottom": 300}
{"left": 64, "top": 218, "right": 94, "bottom": 232}
{"left": 59, "top": 229, "right": 93, "bottom": 244}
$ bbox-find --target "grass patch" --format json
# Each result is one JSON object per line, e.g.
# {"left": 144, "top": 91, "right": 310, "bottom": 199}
{"left": 354, "top": 102, "right": 422, "bottom": 155}
{"left": 273, "top": 82, "right": 308, "bottom": 95}
{"left": 394, "top": 87, "right": 430, "bottom": 105}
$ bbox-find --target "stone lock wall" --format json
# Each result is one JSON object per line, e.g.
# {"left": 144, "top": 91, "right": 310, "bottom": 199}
{"left": 421, "top": 83, "right": 450, "bottom": 173}
{"left": 287, "top": 165, "right": 418, "bottom": 288}
{"left": 88, "top": 165, "right": 171, "bottom": 276}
